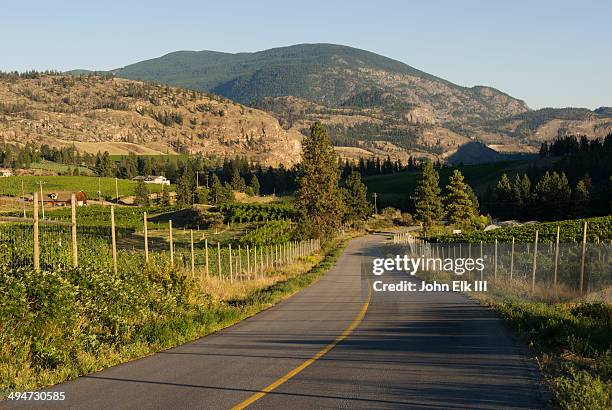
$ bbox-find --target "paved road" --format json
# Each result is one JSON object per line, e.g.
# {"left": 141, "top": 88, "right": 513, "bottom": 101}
{"left": 3, "top": 234, "right": 544, "bottom": 409}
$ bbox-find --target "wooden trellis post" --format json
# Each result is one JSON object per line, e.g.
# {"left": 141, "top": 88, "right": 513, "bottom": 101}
{"left": 143, "top": 212, "right": 149, "bottom": 263}
{"left": 531, "top": 230, "right": 539, "bottom": 293}
{"left": 33, "top": 192, "right": 40, "bottom": 271}
{"left": 190, "top": 230, "right": 195, "bottom": 277}
{"left": 205, "top": 238, "right": 209, "bottom": 278}
{"left": 238, "top": 245, "right": 242, "bottom": 279}
{"left": 494, "top": 239, "right": 498, "bottom": 279}
{"left": 169, "top": 220, "right": 174, "bottom": 266}
{"left": 247, "top": 245, "right": 251, "bottom": 278}
{"left": 510, "top": 237, "right": 515, "bottom": 280}
{"left": 254, "top": 245, "right": 258, "bottom": 278}
{"left": 217, "top": 242, "right": 222, "bottom": 279}
{"left": 479, "top": 241, "right": 483, "bottom": 281}
{"left": 71, "top": 193, "right": 78, "bottom": 268}
{"left": 229, "top": 243, "right": 233, "bottom": 283}
{"left": 579, "top": 221, "right": 587, "bottom": 294}
{"left": 553, "top": 226, "right": 560, "bottom": 288}
{"left": 111, "top": 205, "right": 118, "bottom": 275}
{"left": 260, "top": 246, "right": 264, "bottom": 274}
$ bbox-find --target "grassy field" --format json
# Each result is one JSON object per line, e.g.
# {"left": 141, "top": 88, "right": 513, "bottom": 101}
{"left": 29, "top": 161, "right": 94, "bottom": 176}
{"left": 0, "top": 176, "right": 167, "bottom": 199}
{"left": 363, "top": 160, "right": 526, "bottom": 209}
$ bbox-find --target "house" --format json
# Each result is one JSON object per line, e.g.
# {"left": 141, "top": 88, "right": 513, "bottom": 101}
{"left": 133, "top": 175, "right": 170, "bottom": 185}
{"left": 0, "top": 169, "right": 13, "bottom": 177}
{"left": 29, "top": 191, "right": 88, "bottom": 207}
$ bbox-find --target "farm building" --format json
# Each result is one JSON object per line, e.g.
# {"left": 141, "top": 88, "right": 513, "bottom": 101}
{"left": 133, "top": 175, "right": 170, "bottom": 185}
{"left": 26, "top": 191, "right": 88, "bottom": 207}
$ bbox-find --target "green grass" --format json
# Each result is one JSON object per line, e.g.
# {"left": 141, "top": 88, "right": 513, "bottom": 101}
{"left": 0, "top": 236, "right": 348, "bottom": 395}
{"left": 0, "top": 176, "right": 167, "bottom": 199}
{"left": 363, "top": 160, "right": 525, "bottom": 209}
{"left": 490, "top": 302, "right": 611, "bottom": 409}
{"left": 29, "top": 161, "right": 94, "bottom": 176}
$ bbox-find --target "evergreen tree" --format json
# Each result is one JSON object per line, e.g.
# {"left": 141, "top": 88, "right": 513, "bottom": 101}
{"left": 176, "top": 174, "right": 194, "bottom": 206}
{"left": 95, "top": 151, "right": 113, "bottom": 177}
{"left": 160, "top": 185, "right": 171, "bottom": 206}
{"left": 249, "top": 175, "right": 260, "bottom": 196}
{"left": 413, "top": 161, "right": 444, "bottom": 226}
{"left": 445, "top": 170, "right": 478, "bottom": 227}
{"left": 574, "top": 179, "right": 590, "bottom": 217}
{"left": 295, "top": 123, "right": 344, "bottom": 239}
{"left": 342, "top": 170, "right": 372, "bottom": 226}
{"left": 495, "top": 173, "right": 513, "bottom": 219}
{"left": 209, "top": 174, "right": 223, "bottom": 204}
{"left": 230, "top": 167, "right": 246, "bottom": 191}
{"left": 134, "top": 180, "right": 150, "bottom": 205}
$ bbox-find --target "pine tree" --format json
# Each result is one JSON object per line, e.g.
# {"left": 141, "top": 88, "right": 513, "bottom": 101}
{"left": 134, "top": 180, "right": 150, "bottom": 206}
{"left": 209, "top": 174, "right": 223, "bottom": 204}
{"left": 295, "top": 123, "right": 344, "bottom": 239}
{"left": 160, "top": 185, "right": 171, "bottom": 206}
{"left": 249, "top": 175, "right": 260, "bottom": 196}
{"left": 574, "top": 179, "right": 590, "bottom": 216}
{"left": 413, "top": 161, "right": 444, "bottom": 226}
{"left": 176, "top": 174, "right": 193, "bottom": 206}
{"left": 230, "top": 167, "right": 246, "bottom": 191}
{"left": 342, "top": 170, "right": 372, "bottom": 226}
{"left": 445, "top": 170, "right": 478, "bottom": 227}
{"left": 495, "top": 173, "right": 513, "bottom": 219}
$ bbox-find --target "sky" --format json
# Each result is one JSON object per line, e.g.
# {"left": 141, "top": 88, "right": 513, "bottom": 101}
{"left": 1, "top": 0, "right": 610, "bottom": 109}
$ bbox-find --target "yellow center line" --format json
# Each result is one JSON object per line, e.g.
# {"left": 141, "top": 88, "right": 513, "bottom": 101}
{"left": 230, "top": 276, "right": 372, "bottom": 409}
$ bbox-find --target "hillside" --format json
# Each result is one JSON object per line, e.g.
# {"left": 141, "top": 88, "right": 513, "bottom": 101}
{"left": 105, "top": 44, "right": 534, "bottom": 159}
{"left": 103, "top": 43, "right": 612, "bottom": 163}
{"left": 0, "top": 73, "right": 302, "bottom": 165}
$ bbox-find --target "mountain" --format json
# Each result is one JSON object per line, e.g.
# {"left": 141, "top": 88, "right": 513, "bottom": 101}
{"left": 73, "top": 43, "right": 611, "bottom": 163}
{"left": 0, "top": 73, "right": 302, "bottom": 165}
{"left": 113, "top": 43, "right": 528, "bottom": 122}
{"left": 108, "top": 44, "right": 536, "bottom": 161}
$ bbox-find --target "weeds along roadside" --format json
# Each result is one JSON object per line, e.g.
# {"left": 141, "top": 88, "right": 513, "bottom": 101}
{"left": 0, "top": 234, "right": 352, "bottom": 396}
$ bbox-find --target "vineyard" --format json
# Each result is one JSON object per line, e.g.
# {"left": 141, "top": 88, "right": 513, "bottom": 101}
{"left": 2, "top": 205, "right": 177, "bottom": 231}
{"left": 238, "top": 220, "right": 294, "bottom": 246}
{"left": 429, "top": 216, "right": 612, "bottom": 244}
{"left": 0, "top": 175, "right": 167, "bottom": 199}
{"left": 218, "top": 203, "right": 295, "bottom": 223}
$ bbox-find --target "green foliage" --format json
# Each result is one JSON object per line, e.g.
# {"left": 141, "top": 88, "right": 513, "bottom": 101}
{"left": 218, "top": 203, "right": 295, "bottom": 223}
{"left": 238, "top": 220, "right": 294, "bottom": 246}
{"left": 491, "top": 302, "right": 612, "bottom": 409}
{"left": 445, "top": 169, "right": 478, "bottom": 227}
{"left": 342, "top": 170, "right": 372, "bottom": 226}
{"left": 430, "top": 216, "right": 612, "bottom": 243}
{"left": 133, "top": 180, "right": 150, "bottom": 205}
{"left": 414, "top": 162, "right": 444, "bottom": 226}
{"left": 0, "top": 176, "right": 165, "bottom": 199}
{"left": 295, "top": 123, "right": 344, "bottom": 239}
{"left": 0, "top": 229, "right": 347, "bottom": 394}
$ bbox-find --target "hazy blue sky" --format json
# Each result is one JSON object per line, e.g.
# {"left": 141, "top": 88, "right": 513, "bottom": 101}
{"left": 2, "top": 0, "right": 610, "bottom": 109}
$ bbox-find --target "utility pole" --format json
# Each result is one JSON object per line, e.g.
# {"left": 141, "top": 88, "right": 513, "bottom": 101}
{"left": 373, "top": 192, "right": 378, "bottom": 214}
{"left": 196, "top": 171, "right": 199, "bottom": 189}
{"left": 39, "top": 181, "right": 45, "bottom": 220}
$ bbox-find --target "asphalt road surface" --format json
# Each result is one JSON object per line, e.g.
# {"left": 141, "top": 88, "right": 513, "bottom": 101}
{"left": 3, "top": 234, "right": 545, "bottom": 409}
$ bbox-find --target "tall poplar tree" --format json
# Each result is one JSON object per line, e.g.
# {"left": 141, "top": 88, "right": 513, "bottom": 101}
{"left": 295, "top": 123, "right": 344, "bottom": 239}
{"left": 414, "top": 161, "right": 444, "bottom": 226}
